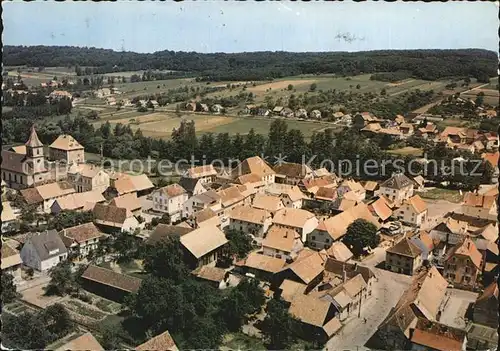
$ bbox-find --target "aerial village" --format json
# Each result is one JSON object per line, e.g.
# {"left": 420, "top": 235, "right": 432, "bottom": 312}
{"left": 1, "top": 115, "right": 498, "bottom": 350}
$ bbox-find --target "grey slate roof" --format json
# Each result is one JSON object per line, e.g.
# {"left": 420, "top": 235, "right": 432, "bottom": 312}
{"left": 28, "top": 229, "right": 68, "bottom": 260}
{"left": 380, "top": 173, "right": 414, "bottom": 190}
{"left": 178, "top": 177, "right": 203, "bottom": 195}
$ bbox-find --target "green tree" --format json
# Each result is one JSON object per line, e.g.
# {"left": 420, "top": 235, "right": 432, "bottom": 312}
{"left": 1, "top": 272, "right": 19, "bottom": 305}
{"left": 380, "top": 88, "right": 387, "bottom": 96}
{"left": 475, "top": 92, "right": 485, "bottom": 106}
{"left": 2, "top": 312, "right": 50, "bottom": 350}
{"left": 225, "top": 228, "right": 253, "bottom": 259}
{"left": 100, "top": 324, "right": 123, "bottom": 350}
{"left": 342, "top": 219, "right": 380, "bottom": 257}
{"left": 309, "top": 83, "right": 317, "bottom": 92}
{"left": 46, "top": 261, "right": 75, "bottom": 296}
{"left": 43, "top": 303, "right": 74, "bottom": 339}
{"left": 287, "top": 84, "right": 294, "bottom": 91}
{"left": 143, "top": 238, "right": 189, "bottom": 280}
{"left": 262, "top": 298, "right": 297, "bottom": 349}
{"left": 113, "top": 231, "right": 139, "bottom": 263}
{"left": 267, "top": 119, "right": 288, "bottom": 155}
{"left": 356, "top": 84, "right": 361, "bottom": 89}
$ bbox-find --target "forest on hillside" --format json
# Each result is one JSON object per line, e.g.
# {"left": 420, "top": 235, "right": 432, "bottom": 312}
{"left": 3, "top": 46, "right": 496, "bottom": 82}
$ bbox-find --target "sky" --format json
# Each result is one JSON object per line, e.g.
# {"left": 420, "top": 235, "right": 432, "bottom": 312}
{"left": 3, "top": 1, "right": 499, "bottom": 53}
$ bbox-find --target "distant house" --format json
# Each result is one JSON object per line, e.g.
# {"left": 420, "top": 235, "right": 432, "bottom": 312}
{"left": 135, "top": 330, "right": 179, "bottom": 351}
{"left": 310, "top": 110, "right": 322, "bottom": 119}
{"left": 211, "top": 104, "right": 224, "bottom": 114}
{"left": 262, "top": 226, "right": 303, "bottom": 260}
{"left": 228, "top": 205, "right": 272, "bottom": 237}
{"left": 273, "top": 162, "right": 314, "bottom": 185}
{"left": 459, "top": 192, "right": 497, "bottom": 221}
{"left": 385, "top": 238, "right": 423, "bottom": 275}
{"left": 272, "top": 208, "right": 318, "bottom": 242}
{"left": 93, "top": 203, "right": 140, "bottom": 233}
{"left": 95, "top": 88, "right": 111, "bottom": 98}
{"left": 81, "top": 265, "right": 142, "bottom": 302}
{"left": 185, "top": 102, "right": 197, "bottom": 111}
{"left": 200, "top": 103, "right": 209, "bottom": 112}
{"left": 280, "top": 107, "right": 294, "bottom": 118}
{"left": 152, "top": 184, "right": 189, "bottom": 222}
{"left": 231, "top": 156, "right": 276, "bottom": 185}
{"left": 399, "top": 123, "right": 414, "bottom": 137}
{"left": 67, "top": 163, "right": 110, "bottom": 193}
{"left": 363, "top": 181, "right": 379, "bottom": 198}
{"left": 182, "top": 190, "right": 221, "bottom": 219}
{"left": 59, "top": 222, "right": 105, "bottom": 259}
{"left": 251, "top": 194, "right": 285, "bottom": 214}
{"left": 443, "top": 237, "right": 482, "bottom": 290}
{"left": 178, "top": 177, "right": 206, "bottom": 197}
{"left": 2, "top": 243, "right": 23, "bottom": 281}
{"left": 267, "top": 183, "right": 306, "bottom": 209}
{"left": 333, "top": 111, "right": 345, "bottom": 120}
{"left": 394, "top": 195, "right": 428, "bottom": 226}
{"left": 367, "top": 196, "right": 393, "bottom": 223}
{"left": 20, "top": 230, "right": 68, "bottom": 271}
{"left": 180, "top": 225, "right": 228, "bottom": 269}
{"left": 295, "top": 109, "right": 308, "bottom": 118}
{"left": 185, "top": 165, "right": 218, "bottom": 183}
{"left": 378, "top": 173, "right": 414, "bottom": 206}
{"left": 273, "top": 106, "right": 284, "bottom": 115}
{"left": 338, "top": 179, "right": 366, "bottom": 202}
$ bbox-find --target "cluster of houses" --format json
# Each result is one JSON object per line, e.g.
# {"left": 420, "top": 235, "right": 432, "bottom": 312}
{"left": 1, "top": 126, "right": 498, "bottom": 349}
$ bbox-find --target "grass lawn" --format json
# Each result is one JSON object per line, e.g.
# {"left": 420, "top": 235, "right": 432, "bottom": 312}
{"left": 418, "top": 188, "right": 463, "bottom": 203}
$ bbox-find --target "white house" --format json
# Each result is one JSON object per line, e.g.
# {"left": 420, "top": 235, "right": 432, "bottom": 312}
{"left": 67, "top": 163, "right": 110, "bottom": 193}
{"left": 182, "top": 190, "right": 222, "bottom": 219}
{"left": 59, "top": 222, "right": 105, "bottom": 259}
{"left": 266, "top": 183, "right": 306, "bottom": 209}
{"left": 153, "top": 184, "right": 189, "bottom": 222}
{"left": 228, "top": 205, "right": 272, "bottom": 237}
{"left": 378, "top": 173, "right": 414, "bottom": 206}
{"left": 394, "top": 195, "right": 428, "bottom": 226}
{"left": 262, "top": 226, "right": 303, "bottom": 260}
{"left": 272, "top": 208, "right": 318, "bottom": 242}
{"left": 20, "top": 230, "right": 68, "bottom": 271}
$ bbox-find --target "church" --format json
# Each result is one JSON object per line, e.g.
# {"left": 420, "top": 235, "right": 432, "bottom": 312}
{"left": 1, "top": 126, "right": 52, "bottom": 189}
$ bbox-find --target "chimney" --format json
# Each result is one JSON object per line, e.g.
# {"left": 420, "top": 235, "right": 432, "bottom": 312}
{"left": 354, "top": 263, "right": 358, "bottom": 271}
{"left": 342, "top": 266, "right": 347, "bottom": 284}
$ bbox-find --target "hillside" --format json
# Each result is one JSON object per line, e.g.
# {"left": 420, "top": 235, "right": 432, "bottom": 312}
{"left": 3, "top": 46, "right": 497, "bottom": 82}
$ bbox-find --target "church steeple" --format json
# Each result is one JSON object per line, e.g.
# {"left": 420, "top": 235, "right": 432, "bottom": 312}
{"left": 25, "top": 125, "right": 44, "bottom": 148}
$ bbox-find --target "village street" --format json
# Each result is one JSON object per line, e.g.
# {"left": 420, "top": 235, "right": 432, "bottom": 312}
{"left": 326, "top": 267, "right": 412, "bottom": 350}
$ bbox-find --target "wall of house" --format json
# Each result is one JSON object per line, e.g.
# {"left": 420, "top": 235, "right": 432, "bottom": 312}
{"left": 379, "top": 185, "right": 414, "bottom": 206}
{"left": 40, "top": 254, "right": 67, "bottom": 271}
{"left": 443, "top": 255, "right": 480, "bottom": 289}
{"left": 302, "top": 217, "right": 320, "bottom": 242}
{"left": 20, "top": 241, "right": 42, "bottom": 271}
{"left": 307, "top": 228, "right": 334, "bottom": 251}
{"left": 153, "top": 192, "right": 189, "bottom": 220}
{"left": 395, "top": 207, "right": 427, "bottom": 226}
{"left": 385, "top": 252, "right": 421, "bottom": 275}
{"left": 228, "top": 217, "right": 271, "bottom": 237}
{"left": 461, "top": 205, "right": 497, "bottom": 221}
{"left": 473, "top": 298, "right": 499, "bottom": 329}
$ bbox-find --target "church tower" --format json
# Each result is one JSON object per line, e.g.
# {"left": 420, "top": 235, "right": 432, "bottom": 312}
{"left": 25, "top": 125, "right": 46, "bottom": 174}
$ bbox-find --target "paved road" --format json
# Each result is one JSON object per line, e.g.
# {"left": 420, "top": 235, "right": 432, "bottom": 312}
{"left": 326, "top": 268, "right": 412, "bottom": 350}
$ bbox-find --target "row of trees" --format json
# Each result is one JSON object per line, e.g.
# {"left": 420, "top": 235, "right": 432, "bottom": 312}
{"left": 5, "top": 46, "right": 495, "bottom": 82}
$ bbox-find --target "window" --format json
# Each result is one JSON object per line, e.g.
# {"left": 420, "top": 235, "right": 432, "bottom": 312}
{"left": 311, "top": 236, "right": 316, "bottom": 240}
{"left": 325, "top": 238, "right": 330, "bottom": 243}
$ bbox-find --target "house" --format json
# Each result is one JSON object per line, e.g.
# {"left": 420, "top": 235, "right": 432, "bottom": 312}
{"left": 109, "top": 173, "right": 155, "bottom": 197}
{"left": 178, "top": 177, "right": 206, "bottom": 197}
{"left": 267, "top": 183, "right": 306, "bottom": 209}
{"left": 228, "top": 205, "right": 272, "bottom": 237}
{"left": 288, "top": 294, "right": 342, "bottom": 343}
{"left": 234, "top": 252, "right": 286, "bottom": 281}
{"left": 412, "top": 175, "right": 426, "bottom": 191}
{"left": 211, "top": 104, "right": 224, "bottom": 114}
{"left": 20, "top": 230, "right": 68, "bottom": 271}
{"left": 395, "top": 115, "right": 405, "bottom": 124}
{"left": 385, "top": 238, "right": 423, "bottom": 275}
{"left": 231, "top": 156, "right": 275, "bottom": 185}
{"left": 409, "top": 318, "right": 467, "bottom": 351}
{"left": 459, "top": 192, "right": 497, "bottom": 220}
{"left": 217, "top": 185, "right": 251, "bottom": 225}
{"left": 234, "top": 173, "right": 266, "bottom": 192}
{"left": 152, "top": 184, "right": 189, "bottom": 222}
{"left": 323, "top": 258, "right": 376, "bottom": 293}
{"left": 310, "top": 110, "right": 322, "bottom": 119}
{"left": 185, "top": 165, "right": 218, "bottom": 183}
{"left": 272, "top": 208, "right": 318, "bottom": 242}
{"left": 367, "top": 196, "right": 393, "bottom": 223}
{"left": 408, "top": 230, "right": 435, "bottom": 262}
{"left": 93, "top": 203, "right": 140, "bottom": 233}
{"left": 135, "top": 330, "right": 179, "bottom": 351}
{"left": 147, "top": 224, "right": 194, "bottom": 245}
{"left": 110, "top": 192, "right": 142, "bottom": 216}
{"left": 1, "top": 126, "right": 51, "bottom": 189}
{"left": 272, "top": 106, "right": 284, "bottom": 115}
{"left": 273, "top": 162, "right": 314, "bottom": 185}
{"left": 184, "top": 102, "right": 196, "bottom": 111}
{"left": 415, "top": 123, "right": 439, "bottom": 139}
{"left": 295, "top": 108, "right": 308, "bottom": 118}
{"left": 378, "top": 172, "right": 414, "bottom": 206}
{"left": 50, "top": 190, "right": 106, "bottom": 213}
{"left": 59, "top": 222, "right": 104, "bottom": 259}
{"left": 67, "top": 163, "right": 110, "bottom": 193}
{"left": 333, "top": 111, "right": 345, "bottom": 120}
{"left": 95, "top": 88, "right": 111, "bottom": 98}
{"left": 314, "top": 186, "right": 338, "bottom": 204}
{"left": 278, "top": 279, "right": 307, "bottom": 302}
{"left": 399, "top": 123, "right": 414, "bottom": 137}
{"left": 280, "top": 107, "right": 294, "bottom": 118}
{"left": 49, "top": 135, "right": 85, "bottom": 165}
{"left": 2, "top": 201, "right": 19, "bottom": 233}
{"left": 252, "top": 193, "right": 285, "bottom": 214}
{"left": 182, "top": 190, "right": 221, "bottom": 219}
{"left": 190, "top": 207, "right": 221, "bottom": 228}
{"left": 262, "top": 226, "right": 303, "bottom": 260}
{"left": 464, "top": 323, "right": 498, "bottom": 351}
{"left": 54, "top": 332, "right": 104, "bottom": 351}
{"left": 472, "top": 282, "right": 498, "bottom": 329}
{"left": 325, "top": 241, "right": 353, "bottom": 262}
{"left": 307, "top": 203, "right": 379, "bottom": 250}
{"left": 1, "top": 242, "right": 23, "bottom": 281}
{"left": 193, "top": 265, "right": 227, "bottom": 288}
{"left": 363, "top": 180, "right": 379, "bottom": 198}
{"left": 394, "top": 195, "right": 428, "bottom": 226}
{"left": 370, "top": 266, "right": 448, "bottom": 350}
{"left": 21, "top": 181, "right": 76, "bottom": 213}
{"left": 81, "top": 265, "right": 142, "bottom": 302}
{"left": 275, "top": 249, "right": 325, "bottom": 292}
{"left": 180, "top": 225, "right": 228, "bottom": 269}
{"left": 443, "top": 238, "right": 482, "bottom": 290}
{"left": 299, "top": 177, "right": 337, "bottom": 196}
{"left": 338, "top": 179, "right": 366, "bottom": 202}
{"left": 49, "top": 90, "right": 73, "bottom": 101}
{"left": 256, "top": 108, "right": 270, "bottom": 116}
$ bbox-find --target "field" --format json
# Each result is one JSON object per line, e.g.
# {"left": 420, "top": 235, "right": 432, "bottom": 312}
{"left": 387, "top": 147, "right": 423, "bottom": 157}
{"left": 91, "top": 110, "right": 339, "bottom": 139}
{"left": 418, "top": 187, "right": 463, "bottom": 203}
{"left": 5, "top": 66, "right": 76, "bottom": 86}
{"left": 460, "top": 88, "right": 499, "bottom": 106}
